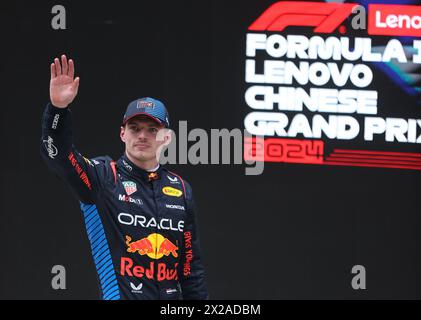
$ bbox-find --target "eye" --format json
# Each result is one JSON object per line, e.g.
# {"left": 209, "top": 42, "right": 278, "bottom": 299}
{"left": 149, "top": 127, "right": 158, "bottom": 134}
{"left": 129, "top": 126, "right": 139, "bottom": 132}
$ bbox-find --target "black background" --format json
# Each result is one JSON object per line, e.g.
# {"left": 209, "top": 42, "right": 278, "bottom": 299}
{"left": 0, "top": 0, "right": 420, "bottom": 299}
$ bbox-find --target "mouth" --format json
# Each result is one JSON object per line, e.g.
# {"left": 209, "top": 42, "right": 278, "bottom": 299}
{"left": 134, "top": 143, "right": 151, "bottom": 150}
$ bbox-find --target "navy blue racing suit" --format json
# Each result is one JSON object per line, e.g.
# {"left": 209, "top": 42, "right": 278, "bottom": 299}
{"left": 40, "top": 103, "right": 209, "bottom": 300}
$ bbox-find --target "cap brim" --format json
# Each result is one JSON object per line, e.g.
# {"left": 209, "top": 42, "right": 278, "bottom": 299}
{"left": 122, "top": 112, "right": 163, "bottom": 126}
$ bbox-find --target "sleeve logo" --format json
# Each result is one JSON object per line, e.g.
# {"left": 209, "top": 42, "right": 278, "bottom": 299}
{"left": 43, "top": 136, "right": 58, "bottom": 159}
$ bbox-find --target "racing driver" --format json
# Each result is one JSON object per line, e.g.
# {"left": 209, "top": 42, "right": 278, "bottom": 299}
{"left": 41, "top": 55, "right": 209, "bottom": 300}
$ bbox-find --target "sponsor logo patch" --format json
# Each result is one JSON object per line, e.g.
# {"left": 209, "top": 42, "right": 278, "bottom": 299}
{"left": 122, "top": 181, "right": 137, "bottom": 196}
{"left": 52, "top": 114, "right": 60, "bottom": 130}
{"left": 166, "top": 288, "right": 177, "bottom": 295}
{"left": 137, "top": 100, "right": 155, "bottom": 109}
{"left": 166, "top": 204, "right": 185, "bottom": 211}
{"left": 167, "top": 175, "right": 180, "bottom": 184}
{"left": 130, "top": 282, "right": 143, "bottom": 294}
{"left": 122, "top": 160, "right": 132, "bottom": 171}
{"left": 43, "top": 136, "right": 58, "bottom": 159}
{"left": 83, "top": 157, "right": 94, "bottom": 167}
{"left": 162, "top": 187, "right": 183, "bottom": 197}
{"left": 118, "top": 194, "right": 143, "bottom": 206}
{"left": 125, "top": 233, "right": 179, "bottom": 259}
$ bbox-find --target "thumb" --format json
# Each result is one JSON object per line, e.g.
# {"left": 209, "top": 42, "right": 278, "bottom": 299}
{"left": 73, "top": 77, "right": 80, "bottom": 92}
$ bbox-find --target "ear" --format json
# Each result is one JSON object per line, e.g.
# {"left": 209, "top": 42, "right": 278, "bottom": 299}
{"left": 155, "top": 128, "right": 172, "bottom": 146}
{"left": 120, "top": 126, "right": 126, "bottom": 143}
{"left": 163, "top": 128, "right": 172, "bottom": 146}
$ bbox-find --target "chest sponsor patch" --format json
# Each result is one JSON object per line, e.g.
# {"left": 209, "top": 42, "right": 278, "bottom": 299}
{"left": 165, "top": 204, "right": 185, "bottom": 211}
{"left": 162, "top": 186, "right": 183, "bottom": 197}
{"left": 118, "top": 213, "right": 184, "bottom": 232}
{"left": 123, "top": 181, "right": 137, "bottom": 196}
{"left": 118, "top": 194, "right": 143, "bottom": 206}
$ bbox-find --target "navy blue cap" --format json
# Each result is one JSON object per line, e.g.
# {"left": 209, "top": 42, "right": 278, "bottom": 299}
{"left": 122, "top": 97, "right": 170, "bottom": 128}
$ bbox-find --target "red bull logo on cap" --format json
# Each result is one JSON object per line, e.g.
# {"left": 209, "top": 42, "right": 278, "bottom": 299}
{"left": 125, "top": 233, "right": 179, "bottom": 259}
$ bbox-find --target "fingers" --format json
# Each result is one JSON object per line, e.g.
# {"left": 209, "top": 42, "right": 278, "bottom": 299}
{"left": 52, "top": 55, "right": 75, "bottom": 77}
{"left": 50, "top": 63, "right": 56, "bottom": 79}
{"left": 61, "top": 54, "right": 68, "bottom": 75}
{"left": 54, "top": 57, "right": 61, "bottom": 75}
{"left": 68, "top": 59, "right": 74, "bottom": 78}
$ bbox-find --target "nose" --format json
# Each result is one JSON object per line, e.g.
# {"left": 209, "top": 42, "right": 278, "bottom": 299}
{"left": 137, "top": 129, "right": 148, "bottom": 140}
{"left": 137, "top": 128, "right": 150, "bottom": 142}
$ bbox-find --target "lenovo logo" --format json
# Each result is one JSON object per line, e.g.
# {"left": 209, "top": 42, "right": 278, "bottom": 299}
{"left": 249, "top": 1, "right": 358, "bottom": 33}
{"left": 368, "top": 4, "right": 421, "bottom": 37}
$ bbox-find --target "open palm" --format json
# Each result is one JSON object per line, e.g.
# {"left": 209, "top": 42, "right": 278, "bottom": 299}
{"left": 50, "top": 55, "right": 80, "bottom": 108}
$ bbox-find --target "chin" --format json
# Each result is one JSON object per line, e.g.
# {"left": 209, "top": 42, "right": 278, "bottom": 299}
{"left": 130, "top": 150, "right": 156, "bottom": 162}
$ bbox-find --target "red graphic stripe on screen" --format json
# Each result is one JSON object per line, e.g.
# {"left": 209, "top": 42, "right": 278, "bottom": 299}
{"left": 324, "top": 148, "right": 421, "bottom": 170}
{"left": 324, "top": 161, "right": 421, "bottom": 171}
{"left": 333, "top": 149, "right": 421, "bottom": 158}
{"left": 327, "top": 154, "right": 421, "bottom": 163}
{"left": 244, "top": 138, "right": 421, "bottom": 170}
{"left": 326, "top": 157, "right": 421, "bottom": 166}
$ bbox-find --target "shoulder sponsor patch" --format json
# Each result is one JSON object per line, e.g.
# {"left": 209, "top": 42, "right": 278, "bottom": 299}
{"left": 162, "top": 186, "right": 183, "bottom": 197}
{"left": 167, "top": 175, "right": 180, "bottom": 184}
{"left": 83, "top": 157, "right": 94, "bottom": 167}
{"left": 68, "top": 152, "right": 92, "bottom": 190}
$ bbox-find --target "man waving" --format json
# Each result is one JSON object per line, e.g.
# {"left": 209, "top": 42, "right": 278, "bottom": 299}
{"left": 41, "top": 55, "right": 209, "bottom": 300}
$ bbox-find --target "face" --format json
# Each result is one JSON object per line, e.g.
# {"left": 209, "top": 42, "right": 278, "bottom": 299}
{"left": 120, "top": 116, "right": 170, "bottom": 163}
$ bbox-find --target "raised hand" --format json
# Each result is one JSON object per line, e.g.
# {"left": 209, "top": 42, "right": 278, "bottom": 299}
{"left": 50, "top": 54, "right": 80, "bottom": 108}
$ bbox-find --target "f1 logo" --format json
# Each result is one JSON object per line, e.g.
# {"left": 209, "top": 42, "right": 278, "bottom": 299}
{"left": 249, "top": 1, "right": 359, "bottom": 33}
